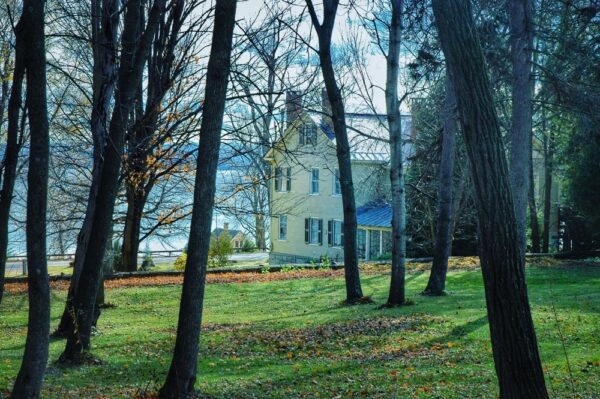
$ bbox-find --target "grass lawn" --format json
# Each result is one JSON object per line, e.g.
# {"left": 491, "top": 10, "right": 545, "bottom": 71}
{"left": 1, "top": 262, "right": 599, "bottom": 398}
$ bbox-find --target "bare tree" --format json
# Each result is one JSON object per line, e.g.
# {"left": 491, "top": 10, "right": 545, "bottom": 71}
{"left": 423, "top": 77, "right": 457, "bottom": 295}
{"left": 432, "top": 0, "right": 548, "bottom": 396}
{"left": 159, "top": 0, "right": 237, "bottom": 396}
{"left": 10, "top": 0, "right": 50, "bottom": 396}
{"left": 509, "top": 0, "right": 535, "bottom": 256}
{"left": 305, "top": 0, "right": 364, "bottom": 303}
{"left": 61, "top": 0, "right": 168, "bottom": 362}
{"left": 0, "top": 2, "right": 26, "bottom": 304}
{"left": 384, "top": 0, "right": 406, "bottom": 306}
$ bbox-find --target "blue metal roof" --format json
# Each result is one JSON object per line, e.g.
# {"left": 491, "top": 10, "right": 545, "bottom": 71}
{"left": 356, "top": 200, "right": 392, "bottom": 228}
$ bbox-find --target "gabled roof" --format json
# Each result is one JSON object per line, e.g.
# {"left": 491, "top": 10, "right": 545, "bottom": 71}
{"left": 264, "top": 110, "right": 413, "bottom": 164}
{"left": 357, "top": 199, "right": 392, "bottom": 228}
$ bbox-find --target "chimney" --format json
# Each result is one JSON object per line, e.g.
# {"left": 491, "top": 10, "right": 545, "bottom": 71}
{"left": 223, "top": 222, "right": 229, "bottom": 231}
{"left": 321, "top": 87, "right": 332, "bottom": 127}
{"left": 285, "top": 91, "right": 302, "bottom": 127}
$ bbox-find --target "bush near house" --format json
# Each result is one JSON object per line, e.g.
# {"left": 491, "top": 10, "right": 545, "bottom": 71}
{"left": 209, "top": 232, "right": 233, "bottom": 268}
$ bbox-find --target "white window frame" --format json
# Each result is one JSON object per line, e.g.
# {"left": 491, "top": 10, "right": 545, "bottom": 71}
{"left": 310, "top": 168, "right": 320, "bottom": 195}
{"left": 332, "top": 219, "right": 343, "bottom": 247}
{"left": 279, "top": 215, "right": 287, "bottom": 240}
{"left": 333, "top": 168, "right": 341, "bottom": 196}
{"left": 274, "top": 167, "right": 284, "bottom": 192}
{"left": 309, "top": 218, "right": 320, "bottom": 244}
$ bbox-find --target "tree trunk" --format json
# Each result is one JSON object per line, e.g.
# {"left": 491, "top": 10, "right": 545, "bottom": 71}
{"left": 432, "top": 0, "right": 549, "bottom": 397}
{"left": 542, "top": 129, "right": 553, "bottom": 253}
{"left": 159, "top": 1, "right": 236, "bottom": 396}
{"left": 53, "top": 0, "right": 118, "bottom": 338}
{"left": 385, "top": 0, "right": 406, "bottom": 306}
{"left": 306, "top": 0, "right": 363, "bottom": 303}
{"left": 509, "top": 0, "right": 535, "bottom": 257}
{"left": 10, "top": 1, "right": 50, "bottom": 397}
{"left": 255, "top": 214, "right": 266, "bottom": 250}
{"left": 528, "top": 147, "right": 541, "bottom": 252}
{"left": 120, "top": 186, "right": 145, "bottom": 271}
{"left": 61, "top": 0, "right": 166, "bottom": 362}
{"left": 0, "top": 36, "right": 24, "bottom": 305}
{"left": 424, "top": 77, "right": 457, "bottom": 296}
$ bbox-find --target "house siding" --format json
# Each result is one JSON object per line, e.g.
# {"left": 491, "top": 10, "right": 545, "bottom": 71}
{"left": 268, "top": 115, "right": 389, "bottom": 264}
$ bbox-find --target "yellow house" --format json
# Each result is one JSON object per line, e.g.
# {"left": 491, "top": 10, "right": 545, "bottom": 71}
{"left": 265, "top": 91, "right": 412, "bottom": 264}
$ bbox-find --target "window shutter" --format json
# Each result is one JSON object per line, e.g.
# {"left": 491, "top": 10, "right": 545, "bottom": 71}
{"left": 327, "top": 220, "right": 333, "bottom": 246}
{"left": 304, "top": 218, "right": 309, "bottom": 244}
{"left": 286, "top": 167, "right": 292, "bottom": 191}
{"left": 299, "top": 126, "right": 305, "bottom": 145}
{"left": 340, "top": 222, "right": 344, "bottom": 247}
{"left": 318, "top": 219, "right": 323, "bottom": 245}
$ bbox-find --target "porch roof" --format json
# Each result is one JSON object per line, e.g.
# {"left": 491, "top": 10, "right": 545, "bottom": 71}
{"left": 357, "top": 200, "right": 392, "bottom": 228}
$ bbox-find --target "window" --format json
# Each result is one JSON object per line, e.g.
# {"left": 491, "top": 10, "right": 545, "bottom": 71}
{"left": 274, "top": 167, "right": 283, "bottom": 192}
{"left": 279, "top": 215, "right": 287, "bottom": 240}
{"left": 310, "top": 168, "right": 319, "bottom": 194}
{"left": 333, "top": 168, "right": 341, "bottom": 196}
{"left": 286, "top": 167, "right": 292, "bottom": 192}
{"left": 299, "top": 124, "right": 317, "bottom": 146}
{"left": 328, "top": 220, "right": 343, "bottom": 247}
{"left": 304, "top": 218, "right": 323, "bottom": 245}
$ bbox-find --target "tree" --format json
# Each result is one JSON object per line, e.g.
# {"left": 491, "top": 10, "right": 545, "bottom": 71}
{"left": 119, "top": 0, "right": 204, "bottom": 272}
{"left": 431, "top": 0, "right": 548, "bottom": 397}
{"left": 509, "top": 0, "right": 535, "bottom": 256}
{"left": 53, "top": 0, "right": 119, "bottom": 338}
{"left": 61, "top": 0, "right": 167, "bottom": 362}
{"left": 159, "top": 0, "right": 237, "bottom": 396}
{"left": 384, "top": 0, "right": 406, "bottom": 306}
{"left": 0, "top": 4, "right": 24, "bottom": 305}
{"left": 423, "top": 77, "right": 457, "bottom": 295}
{"left": 10, "top": 0, "right": 50, "bottom": 396}
{"left": 305, "top": 0, "right": 364, "bottom": 303}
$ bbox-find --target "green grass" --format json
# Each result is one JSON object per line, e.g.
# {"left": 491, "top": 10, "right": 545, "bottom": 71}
{"left": 1, "top": 264, "right": 599, "bottom": 398}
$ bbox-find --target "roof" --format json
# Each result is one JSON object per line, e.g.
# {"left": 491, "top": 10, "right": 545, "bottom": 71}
{"left": 211, "top": 228, "right": 242, "bottom": 239}
{"left": 307, "top": 113, "right": 413, "bottom": 163}
{"left": 357, "top": 200, "right": 392, "bottom": 228}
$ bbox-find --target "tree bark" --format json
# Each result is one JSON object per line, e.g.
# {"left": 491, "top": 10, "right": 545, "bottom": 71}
{"left": 53, "top": 0, "right": 119, "bottom": 337}
{"left": 61, "top": 0, "right": 166, "bottom": 362}
{"left": 432, "top": 0, "right": 549, "bottom": 397}
{"left": 542, "top": 129, "right": 553, "bottom": 253}
{"left": 159, "top": 1, "right": 236, "bottom": 396}
{"left": 0, "top": 35, "right": 24, "bottom": 305}
{"left": 385, "top": 0, "right": 406, "bottom": 306}
{"left": 528, "top": 146, "right": 541, "bottom": 252}
{"left": 10, "top": 1, "right": 50, "bottom": 397}
{"left": 424, "top": 77, "right": 457, "bottom": 296}
{"left": 121, "top": 186, "right": 145, "bottom": 271}
{"left": 509, "top": 0, "right": 535, "bottom": 257}
{"left": 306, "top": 0, "right": 363, "bottom": 303}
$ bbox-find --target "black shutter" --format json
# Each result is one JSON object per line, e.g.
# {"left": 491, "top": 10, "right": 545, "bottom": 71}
{"left": 286, "top": 167, "right": 292, "bottom": 191}
{"left": 299, "top": 126, "right": 305, "bottom": 145}
{"left": 304, "top": 218, "right": 309, "bottom": 243}
{"left": 318, "top": 219, "right": 323, "bottom": 245}
{"left": 327, "top": 220, "right": 333, "bottom": 246}
{"left": 340, "top": 222, "right": 344, "bottom": 247}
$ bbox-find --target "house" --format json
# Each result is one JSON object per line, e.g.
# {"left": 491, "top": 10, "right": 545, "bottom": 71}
{"left": 211, "top": 223, "right": 246, "bottom": 250}
{"left": 265, "top": 90, "right": 413, "bottom": 264}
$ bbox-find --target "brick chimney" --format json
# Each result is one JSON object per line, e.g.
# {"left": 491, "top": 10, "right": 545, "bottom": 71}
{"left": 286, "top": 91, "right": 302, "bottom": 127}
{"left": 223, "top": 222, "right": 229, "bottom": 231}
{"left": 321, "top": 87, "right": 332, "bottom": 127}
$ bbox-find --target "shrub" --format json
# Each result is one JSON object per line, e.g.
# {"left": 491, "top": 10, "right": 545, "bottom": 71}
{"left": 209, "top": 232, "right": 232, "bottom": 268}
{"left": 242, "top": 240, "right": 254, "bottom": 253}
{"left": 174, "top": 251, "right": 187, "bottom": 271}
